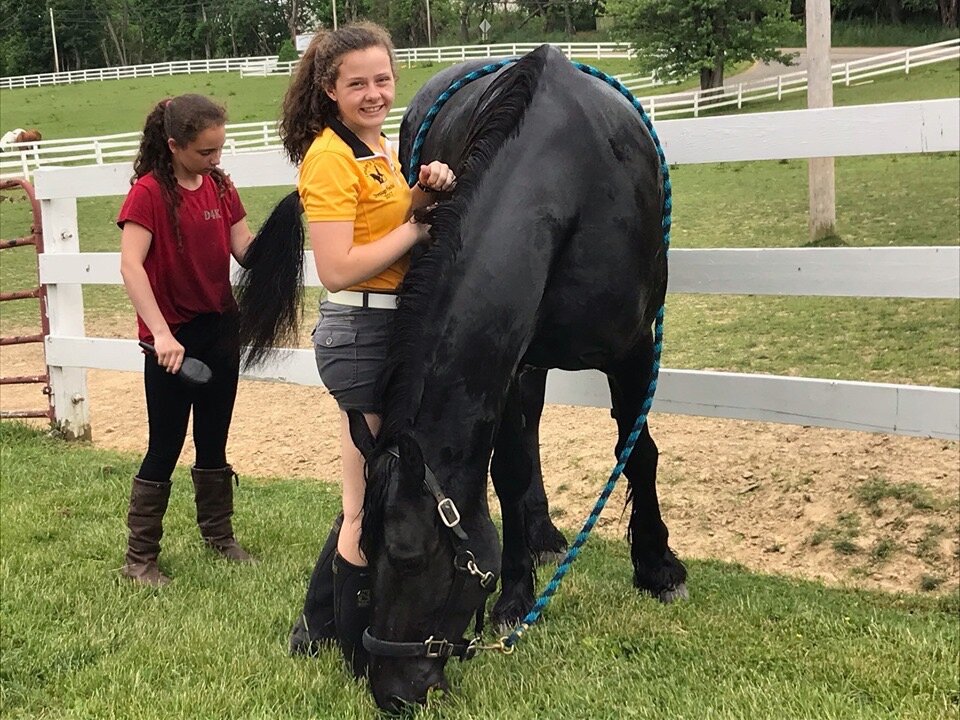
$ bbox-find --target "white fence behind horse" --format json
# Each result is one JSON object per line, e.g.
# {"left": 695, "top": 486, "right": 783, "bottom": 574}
{"left": 3, "top": 40, "right": 957, "bottom": 180}
{"left": 0, "top": 43, "right": 635, "bottom": 90}
{"left": 30, "top": 99, "right": 960, "bottom": 441}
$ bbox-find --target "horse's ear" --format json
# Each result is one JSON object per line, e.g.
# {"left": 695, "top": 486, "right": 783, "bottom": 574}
{"left": 396, "top": 433, "right": 425, "bottom": 493}
{"left": 347, "top": 409, "right": 376, "bottom": 459}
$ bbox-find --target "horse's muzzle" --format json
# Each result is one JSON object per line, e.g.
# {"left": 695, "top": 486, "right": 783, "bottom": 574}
{"left": 370, "top": 660, "right": 449, "bottom": 714}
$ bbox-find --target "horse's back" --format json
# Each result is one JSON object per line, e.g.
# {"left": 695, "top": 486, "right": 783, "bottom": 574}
{"left": 402, "top": 46, "right": 667, "bottom": 371}
{"left": 519, "top": 48, "right": 667, "bottom": 368}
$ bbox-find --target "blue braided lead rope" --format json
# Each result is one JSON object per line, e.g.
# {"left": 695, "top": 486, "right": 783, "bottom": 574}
{"left": 406, "top": 56, "right": 673, "bottom": 652}
{"left": 407, "top": 58, "right": 519, "bottom": 184}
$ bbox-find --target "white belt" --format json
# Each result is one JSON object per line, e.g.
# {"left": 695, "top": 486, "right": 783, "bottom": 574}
{"left": 326, "top": 290, "right": 398, "bottom": 310}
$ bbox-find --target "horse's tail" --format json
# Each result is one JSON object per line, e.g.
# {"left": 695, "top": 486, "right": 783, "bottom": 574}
{"left": 236, "top": 189, "right": 305, "bottom": 369}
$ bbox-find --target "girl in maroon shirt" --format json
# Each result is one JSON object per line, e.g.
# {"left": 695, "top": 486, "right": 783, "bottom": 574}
{"left": 117, "top": 94, "right": 256, "bottom": 586}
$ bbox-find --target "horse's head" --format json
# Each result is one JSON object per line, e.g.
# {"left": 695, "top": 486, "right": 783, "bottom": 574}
{"left": 348, "top": 411, "right": 501, "bottom": 712}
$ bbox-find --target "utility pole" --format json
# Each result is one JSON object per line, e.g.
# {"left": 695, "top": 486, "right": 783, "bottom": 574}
{"left": 49, "top": 7, "right": 60, "bottom": 73}
{"left": 332, "top": 0, "right": 337, "bottom": 30}
{"left": 806, "top": 0, "right": 837, "bottom": 242}
{"left": 425, "top": 0, "right": 432, "bottom": 46}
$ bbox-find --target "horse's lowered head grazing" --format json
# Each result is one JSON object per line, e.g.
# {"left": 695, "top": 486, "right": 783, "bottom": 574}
{"left": 349, "top": 412, "right": 502, "bottom": 712}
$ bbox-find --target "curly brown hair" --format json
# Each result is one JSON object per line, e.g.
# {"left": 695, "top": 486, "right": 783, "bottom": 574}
{"left": 279, "top": 22, "right": 396, "bottom": 166}
{"left": 131, "top": 94, "right": 231, "bottom": 249}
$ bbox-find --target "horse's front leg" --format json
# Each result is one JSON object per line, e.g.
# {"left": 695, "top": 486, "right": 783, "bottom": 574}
{"left": 516, "top": 368, "right": 568, "bottom": 564}
{"left": 489, "top": 375, "right": 536, "bottom": 629}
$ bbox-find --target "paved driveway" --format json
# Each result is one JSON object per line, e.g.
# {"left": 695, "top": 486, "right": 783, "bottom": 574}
{"left": 726, "top": 46, "right": 908, "bottom": 85}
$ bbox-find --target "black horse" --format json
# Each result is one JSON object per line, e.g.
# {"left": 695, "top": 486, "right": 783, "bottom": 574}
{"left": 239, "top": 45, "right": 686, "bottom": 713}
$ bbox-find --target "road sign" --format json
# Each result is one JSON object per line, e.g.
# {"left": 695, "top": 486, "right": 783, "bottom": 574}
{"left": 479, "top": 18, "right": 491, "bottom": 41}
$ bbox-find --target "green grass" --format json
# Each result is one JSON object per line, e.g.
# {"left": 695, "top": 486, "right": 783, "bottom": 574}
{"left": 855, "top": 477, "right": 939, "bottom": 515}
{"left": 2, "top": 421, "right": 958, "bottom": 720}
{"left": 0, "top": 58, "right": 639, "bottom": 140}
{"left": 782, "top": 20, "right": 960, "bottom": 48}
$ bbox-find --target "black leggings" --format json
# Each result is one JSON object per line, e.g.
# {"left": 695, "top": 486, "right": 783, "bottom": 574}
{"left": 137, "top": 312, "right": 240, "bottom": 483}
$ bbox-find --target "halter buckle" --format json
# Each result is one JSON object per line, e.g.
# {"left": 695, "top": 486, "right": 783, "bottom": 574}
{"left": 423, "top": 636, "right": 450, "bottom": 659}
{"left": 437, "top": 497, "right": 461, "bottom": 528}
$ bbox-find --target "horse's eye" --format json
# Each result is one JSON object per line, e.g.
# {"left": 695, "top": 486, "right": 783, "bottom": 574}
{"left": 387, "top": 551, "right": 428, "bottom": 576}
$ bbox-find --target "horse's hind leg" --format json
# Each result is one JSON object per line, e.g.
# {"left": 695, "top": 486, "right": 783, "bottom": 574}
{"left": 489, "top": 374, "right": 537, "bottom": 629}
{"left": 608, "top": 337, "right": 688, "bottom": 603}
{"left": 518, "top": 369, "right": 568, "bottom": 565}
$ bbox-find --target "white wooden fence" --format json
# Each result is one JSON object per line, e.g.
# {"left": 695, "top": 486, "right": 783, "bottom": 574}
{"left": 0, "top": 42, "right": 634, "bottom": 90}
{"left": 29, "top": 98, "right": 960, "bottom": 441}
{"left": 0, "top": 56, "right": 278, "bottom": 90}
{"left": 3, "top": 40, "right": 957, "bottom": 180}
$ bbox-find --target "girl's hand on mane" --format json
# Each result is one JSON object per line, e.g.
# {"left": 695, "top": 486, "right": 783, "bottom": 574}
{"left": 417, "top": 162, "right": 457, "bottom": 193}
{"left": 409, "top": 211, "right": 433, "bottom": 244}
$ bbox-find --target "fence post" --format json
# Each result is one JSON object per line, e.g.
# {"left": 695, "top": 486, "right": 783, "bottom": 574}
{"left": 777, "top": 74, "right": 783, "bottom": 101}
{"left": 905, "top": 48, "right": 911, "bottom": 75}
{"left": 738, "top": 83, "right": 743, "bottom": 109}
{"left": 36, "top": 189, "right": 91, "bottom": 440}
{"left": 845, "top": 63, "right": 850, "bottom": 86}
{"left": 93, "top": 141, "right": 103, "bottom": 164}
{"left": 693, "top": 92, "right": 700, "bottom": 118}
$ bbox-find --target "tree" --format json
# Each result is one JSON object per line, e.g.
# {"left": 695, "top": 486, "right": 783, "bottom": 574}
{"left": 937, "top": 0, "right": 957, "bottom": 27}
{"left": 607, "top": 0, "right": 799, "bottom": 90}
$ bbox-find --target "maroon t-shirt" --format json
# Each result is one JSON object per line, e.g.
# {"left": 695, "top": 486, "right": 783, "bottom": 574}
{"left": 117, "top": 172, "right": 246, "bottom": 343}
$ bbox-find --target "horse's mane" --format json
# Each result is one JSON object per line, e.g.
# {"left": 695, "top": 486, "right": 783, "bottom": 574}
{"left": 361, "top": 48, "right": 548, "bottom": 558}
{"left": 379, "top": 47, "right": 548, "bottom": 443}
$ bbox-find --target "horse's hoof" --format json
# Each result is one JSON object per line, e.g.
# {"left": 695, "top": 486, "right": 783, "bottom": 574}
{"left": 288, "top": 614, "right": 333, "bottom": 657}
{"left": 658, "top": 583, "right": 689, "bottom": 604}
{"left": 490, "top": 595, "right": 533, "bottom": 632}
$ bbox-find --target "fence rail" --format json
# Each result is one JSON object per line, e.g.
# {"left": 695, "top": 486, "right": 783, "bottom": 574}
{"left": 26, "top": 99, "right": 960, "bottom": 441}
{"left": 3, "top": 40, "right": 957, "bottom": 180}
{"left": 0, "top": 56, "right": 278, "bottom": 90}
{"left": 0, "top": 42, "right": 634, "bottom": 90}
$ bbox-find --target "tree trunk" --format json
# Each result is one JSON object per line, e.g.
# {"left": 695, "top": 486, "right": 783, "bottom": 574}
{"left": 201, "top": 4, "right": 211, "bottom": 59}
{"left": 699, "top": 52, "right": 724, "bottom": 90}
{"left": 105, "top": 16, "right": 126, "bottom": 66}
{"left": 287, "top": 0, "right": 299, "bottom": 45}
{"left": 229, "top": 11, "right": 238, "bottom": 56}
{"left": 564, "top": 0, "right": 574, "bottom": 35}
{"left": 883, "top": 0, "right": 902, "bottom": 24}
{"left": 940, "top": 0, "right": 958, "bottom": 28}
{"left": 459, "top": 1, "right": 471, "bottom": 42}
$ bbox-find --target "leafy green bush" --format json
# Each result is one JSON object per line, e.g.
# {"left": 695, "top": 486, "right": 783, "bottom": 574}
{"left": 277, "top": 39, "right": 299, "bottom": 63}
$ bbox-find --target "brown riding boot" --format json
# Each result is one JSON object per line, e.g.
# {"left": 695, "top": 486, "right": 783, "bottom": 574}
{"left": 191, "top": 465, "right": 256, "bottom": 562}
{"left": 121, "top": 477, "right": 172, "bottom": 587}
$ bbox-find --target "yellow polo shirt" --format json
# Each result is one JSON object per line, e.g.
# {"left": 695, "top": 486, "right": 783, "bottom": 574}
{"left": 298, "top": 120, "right": 412, "bottom": 292}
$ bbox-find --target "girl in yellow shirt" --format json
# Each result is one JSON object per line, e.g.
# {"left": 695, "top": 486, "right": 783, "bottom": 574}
{"left": 279, "top": 23, "right": 455, "bottom": 677}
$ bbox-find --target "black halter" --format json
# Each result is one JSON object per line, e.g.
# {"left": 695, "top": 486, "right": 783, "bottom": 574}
{"left": 362, "top": 448, "right": 498, "bottom": 661}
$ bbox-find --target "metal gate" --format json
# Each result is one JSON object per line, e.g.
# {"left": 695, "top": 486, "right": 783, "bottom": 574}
{"left": 1, "top": 178, "right": 54, "bottom": 423}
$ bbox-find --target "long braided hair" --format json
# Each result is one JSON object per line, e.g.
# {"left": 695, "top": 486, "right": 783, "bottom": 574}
{"left": 131, "top": 94, "right": 231, "bottom": 249}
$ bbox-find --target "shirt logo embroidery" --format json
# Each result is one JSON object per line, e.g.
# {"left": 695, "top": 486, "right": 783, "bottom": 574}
{"left": 368, "top": 168, "right": 386, "bottom": 185}
{"left": 203, "top": 208, "right": 223, "bottom": 221}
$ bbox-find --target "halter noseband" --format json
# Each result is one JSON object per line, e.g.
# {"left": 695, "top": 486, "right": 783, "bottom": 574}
{"left": 361, "top": 447, "right": 498, "bottom": 661}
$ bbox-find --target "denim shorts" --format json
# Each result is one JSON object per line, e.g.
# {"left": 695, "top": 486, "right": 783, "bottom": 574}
{"left": 313, "top": 300, "right": 394, "bottom": 413}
